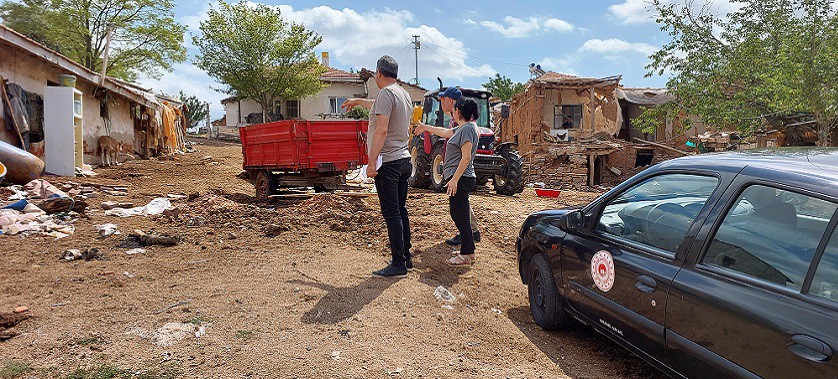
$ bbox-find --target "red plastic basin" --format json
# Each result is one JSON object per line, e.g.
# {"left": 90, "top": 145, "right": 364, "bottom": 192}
{"left": 535, "top": 188, "right": 561, "bottom": 198}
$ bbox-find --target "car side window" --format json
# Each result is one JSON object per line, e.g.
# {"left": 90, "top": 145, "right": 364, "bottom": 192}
{"left": 702, "top": 185, "right": 838, "bottom": 291}
{"left": 596, "top": 174, "right": 719, "bottom": 254}
{"left": 811, "top": 228, "right": 838, "bottom": 303}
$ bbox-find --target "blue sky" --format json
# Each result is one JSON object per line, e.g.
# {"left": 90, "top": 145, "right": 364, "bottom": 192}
{"left": 138, "top": 0, "right": 743, "bottom": 118}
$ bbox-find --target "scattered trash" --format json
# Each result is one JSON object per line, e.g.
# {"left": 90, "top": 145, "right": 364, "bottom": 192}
{"left": 62, "top": 248, "right": 101, "bottom": 261}
{"left": 387, "top": 367, "right": 403, "bottom": 376}
{"left": 185, "top": 216, "right": 205, "bottom": 227}
{"left": 101, "top": 201, "right": 134, "bottom": 210}
{"left": 491, "top": 308, "right": 503, "bottom": 314}
{"left": 194, "top": 326, "right": 206, "bottom": 338}
{"left": 24, "top": 179, "right": 68, "bottom": 199}
{"left": 331, "top": 351, "right": 341, "bottom": 361}
{"left": 434, "top": 286, "right": 456, "bottom": 303}
{"left": 105, "top": 197, "right": 173, "bottom": 217}
{"left": 13, "top": 306, "right": 28, "bottom": 314}
{"left": 153, "top": 298, "right": 193, "bottom": 315}
{"left": 50, "top": 301, "right": 71, "bottom": 307}
{"left": 125, "top": 248, "right": 147, "bottom": 255}
{"left": 94, "top": 223, "right": 120, "bottom": 238}
{"left": 131, "top": 230, "right": 180, "bottom": 247}
{"left": 123, "top": 272, "right": 134, "bottom": 278}
{"left": 130, "top": 322, "right": 198, "bottom": 347}
{"left": 167, "top": 194, "right": 188, "bottom": 200}
{"left": 441, "top": 305, "right": 454, "bottom": 310}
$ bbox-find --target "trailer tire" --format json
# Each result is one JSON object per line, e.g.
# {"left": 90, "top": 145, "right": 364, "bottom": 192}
{"left": 408, "top": 139, "right": 431, "bottom": 189}
{"left": 430, "top": 143, "right": 446, "bottom": 192}
{"left": 493, "top": 146, "right": 524, "bottom": 196}
{"left": 255, "top": 170, "right": 276, "bottom": 201}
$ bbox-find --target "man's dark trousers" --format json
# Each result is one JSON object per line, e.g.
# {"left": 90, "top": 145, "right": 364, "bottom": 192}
{"left": 373, "top": 157, "right": 412, "bottom": 268}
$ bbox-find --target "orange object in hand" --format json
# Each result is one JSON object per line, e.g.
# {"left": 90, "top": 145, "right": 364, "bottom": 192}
{"left": 411, "top": 106, "right": 423, "bottom": 124}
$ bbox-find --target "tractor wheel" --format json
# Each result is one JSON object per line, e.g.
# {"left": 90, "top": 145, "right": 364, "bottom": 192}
{"left": 430, "top": 143, "right": 446, "bottom": 192}
{"left": 476, "top": 175, "right": 490, "bottom": 186}
{"left": 493, "top": 146, "right": 525, "bottom": 196}
{"left": 255, "top": 170, "right": 276, "bottom": 201}
{"left": 408, "top": 139, "right": 431, "bottom": 189}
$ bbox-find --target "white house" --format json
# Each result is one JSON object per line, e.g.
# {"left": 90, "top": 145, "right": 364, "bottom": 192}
{"left": 221, "top": 59, "right": 426, "bottom": 129}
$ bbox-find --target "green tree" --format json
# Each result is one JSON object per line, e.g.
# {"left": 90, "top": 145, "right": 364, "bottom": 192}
{"left": 0, "top": 0, "right": 187, "bottom": 81}
{"left": 193, "top": 1, "right": 326, "bottom": 122}
{"left": 482, "top": 73, "right": 525, "bottom": 102}
{"left": 642, "top": 0, "right": 838, "bottom": 145}
{"left": 178, "top": 91, "right": 209, "bottom": 128}
{"left": 0, "top": 0, "right": 55, "bottom": 50}
{"left": 346, "top": 106, "right": 369, "bottom": 120}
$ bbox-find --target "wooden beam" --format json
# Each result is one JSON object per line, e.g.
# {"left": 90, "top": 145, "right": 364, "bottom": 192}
{"left": 631, "top": 137, "right": 692, "bottom": 156}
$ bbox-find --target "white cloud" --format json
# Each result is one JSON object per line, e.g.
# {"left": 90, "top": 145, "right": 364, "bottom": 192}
{"left": 543, "top": 18, "right": 574, "bottom": 32}
{"left": 140, "top": 3, "right": 497, "bottom": 118}
{"left": 476, "top": 16, "right": 575, "bottom": 38}
{"left": 275, "top": 5, "right": 495, "bottom": 80}
{"left": 539, "top": 57, "right": 579, "bottom": 76}
{"left": 580, "top": 38, "right": 657, "bottom": 55}
{"left": 609, "top": 0, "right": 744, "bottom": 25}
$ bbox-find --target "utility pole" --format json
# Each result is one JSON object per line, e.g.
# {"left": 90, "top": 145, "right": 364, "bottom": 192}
{"left": 411, "top": 35, "right": 420, "bottom": 85}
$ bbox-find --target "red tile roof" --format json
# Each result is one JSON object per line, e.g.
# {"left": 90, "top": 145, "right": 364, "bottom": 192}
{"left": 321, "top": 67, "right": 359, "bottom": 79}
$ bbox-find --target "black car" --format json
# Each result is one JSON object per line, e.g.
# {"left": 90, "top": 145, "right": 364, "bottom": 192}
{"left": 517, "top": 149, "right": 838, "bottom": 379}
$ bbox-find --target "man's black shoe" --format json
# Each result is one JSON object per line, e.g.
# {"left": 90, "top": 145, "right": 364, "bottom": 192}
{"left": 445, "top": 231, "right": 481, "bottom": 245}
{"left": 388, "top": 258, "right": 414, "bottom": 270}
{"left": 372, "top": 264, "right": 408, "bottom": 278}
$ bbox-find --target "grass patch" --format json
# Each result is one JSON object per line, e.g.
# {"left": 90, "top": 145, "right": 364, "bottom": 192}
{"left": 234, "top": 330, "right": 255, "bottom": 340}
{"left": 185, "top": 316, "right": 206, "bottom": 325}
{"left": 134, "top": 363, "right": 181, "bottom": 379}
{"left": 65, "top": 363, "right": 129, "bottom": 379}
{"left": 0, "top": 361, "right": 33, "bottom": 379}
{"left": 75, "top": 336, "right": 106, "bottom": 346}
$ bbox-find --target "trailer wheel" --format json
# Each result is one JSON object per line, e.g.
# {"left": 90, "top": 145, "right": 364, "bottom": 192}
{"left": 408, "top": 139, "right": 431, "bottom": 189}
{"left": 493, "top": 146, "right": 524, "bottom": 196}
{"left": 255, "top": 170, "right": 276, "bottom": 201}
{"left": 430, "top": 143, "right": 446, "bottom": 192}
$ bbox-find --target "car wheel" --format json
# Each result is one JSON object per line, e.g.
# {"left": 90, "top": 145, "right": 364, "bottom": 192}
{"left": 528, "top": 253, "right": 570, "bottom": 330}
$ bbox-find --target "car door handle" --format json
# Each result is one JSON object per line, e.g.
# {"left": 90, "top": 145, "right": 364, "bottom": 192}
{"left": 635, "top": 275, "right": 657, "bottom": 293}
{"left": 788, "top": 335, "right": 833, "bottom": 362}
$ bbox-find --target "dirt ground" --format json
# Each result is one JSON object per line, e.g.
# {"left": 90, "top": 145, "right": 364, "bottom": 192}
{"left": 0, "top": 139, "right": 665, "bottom": 378}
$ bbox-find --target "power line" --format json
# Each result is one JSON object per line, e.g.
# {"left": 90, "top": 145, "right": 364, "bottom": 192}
{"left": 391, "top": 43, "right": 411, "bottom": 61}
{"left": 424, "top": 41, "right": 530, "bottom": 67}
{"left": 424, "top": 45, "right": 490, "bottom": 78}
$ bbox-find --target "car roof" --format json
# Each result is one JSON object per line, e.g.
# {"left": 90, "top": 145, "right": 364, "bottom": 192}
{"left": 656, "top": 148, "right": 838, "bottom": 179}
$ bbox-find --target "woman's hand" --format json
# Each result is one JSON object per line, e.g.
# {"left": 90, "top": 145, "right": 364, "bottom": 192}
{"left": 446, "top": 179, "right": 458, "bottom": 196}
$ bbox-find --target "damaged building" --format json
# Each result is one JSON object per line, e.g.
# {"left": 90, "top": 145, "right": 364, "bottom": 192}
{"left": 498, "top": 72, "right": 705, "bottom": 189}
{"left": 0, "top": 24, "right": 187, "bottom": 176}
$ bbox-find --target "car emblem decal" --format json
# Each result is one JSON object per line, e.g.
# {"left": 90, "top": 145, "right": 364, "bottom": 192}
{"left": 591, "top": 250, "right": 616, "bottom": 292}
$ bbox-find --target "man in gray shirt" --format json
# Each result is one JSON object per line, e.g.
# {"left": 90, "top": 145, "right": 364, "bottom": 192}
{"left": 342, "top": 56, "right": 413, "bottom": 278}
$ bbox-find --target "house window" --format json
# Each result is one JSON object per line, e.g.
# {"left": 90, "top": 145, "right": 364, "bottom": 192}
{"left": 286, "top": 100, "right": 299, "bottom": 118}
{"left": 329, "top": 97, "right": 347, "bottom": 114}
{"left": 554, "top": 105, "right": 582, "bottom": 129}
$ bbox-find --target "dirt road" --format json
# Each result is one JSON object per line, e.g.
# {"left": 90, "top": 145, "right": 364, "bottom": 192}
{"left": 0, "top": 140, "right": 663, "bottom": 378}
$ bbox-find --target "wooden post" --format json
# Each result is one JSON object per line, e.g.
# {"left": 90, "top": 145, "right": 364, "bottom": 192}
{"left": 588, "top": 154, "right": 595, "bottom": 187}
{"left": 589, "top": 86, "right": 595, "bottom": 135}
{"left": 0, "top": 76, "right": 25, "bottom": 148}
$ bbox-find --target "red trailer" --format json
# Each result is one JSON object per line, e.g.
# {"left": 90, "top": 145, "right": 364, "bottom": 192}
{"left": 239, "top": 120, "right": 369, "bottom": 199}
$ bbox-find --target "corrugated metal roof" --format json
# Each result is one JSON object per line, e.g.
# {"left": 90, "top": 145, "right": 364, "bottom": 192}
{"left": 0, "top": 24, "right": 158, "bottom": 108}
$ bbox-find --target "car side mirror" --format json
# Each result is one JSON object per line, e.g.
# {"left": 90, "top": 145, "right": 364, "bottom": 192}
{"left": 560, "top": 210, "right": 585, "bottom": 232}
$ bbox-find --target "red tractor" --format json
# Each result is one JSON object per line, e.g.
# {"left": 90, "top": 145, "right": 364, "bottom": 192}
{"left": 409, "top": 83, "right": 524, "bottom": 195}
